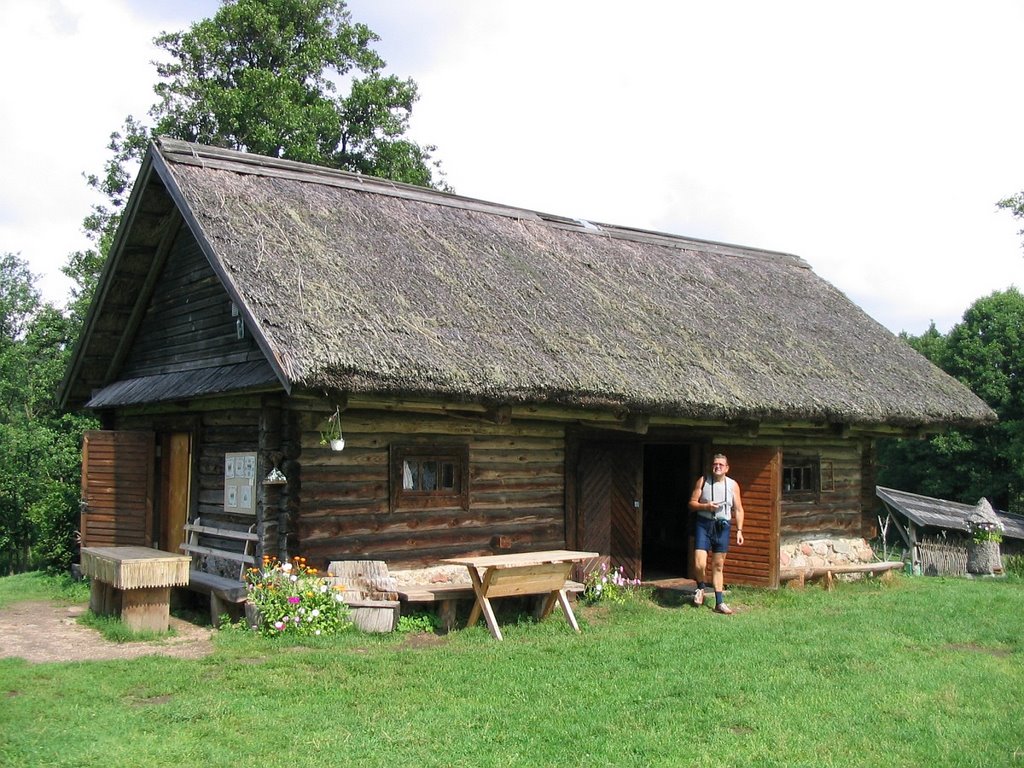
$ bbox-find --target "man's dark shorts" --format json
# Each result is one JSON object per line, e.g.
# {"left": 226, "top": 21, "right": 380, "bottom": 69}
{"left": 694, "top": 516, "right": 730, "bottom": 553}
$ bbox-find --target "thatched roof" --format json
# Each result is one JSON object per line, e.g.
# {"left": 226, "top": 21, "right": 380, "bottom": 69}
{"left": 62, "top": 137, "right": 996, "bottom": 429}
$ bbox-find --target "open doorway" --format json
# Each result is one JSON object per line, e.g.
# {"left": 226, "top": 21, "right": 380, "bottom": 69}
{"left": 642, "top": 443, "right": 697, "bottom": 579}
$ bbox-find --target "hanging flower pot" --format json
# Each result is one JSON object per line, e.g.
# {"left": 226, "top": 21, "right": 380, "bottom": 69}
{"left": 319, "top": 406, "right": 345, "bottom": 451}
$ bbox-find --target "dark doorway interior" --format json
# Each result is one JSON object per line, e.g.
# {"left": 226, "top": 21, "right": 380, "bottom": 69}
{"left": 642, "top": 444, "right": 695, "bottom": 578}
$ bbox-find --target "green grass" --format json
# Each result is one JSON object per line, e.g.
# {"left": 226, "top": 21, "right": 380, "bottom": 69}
{"left": 0, "top": 570, "right": 89, "bottom": 608}
{"left": 1, "top": 574, "right": 1022, "bottom": 767}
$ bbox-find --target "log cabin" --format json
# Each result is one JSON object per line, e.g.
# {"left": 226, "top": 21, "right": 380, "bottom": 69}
{"left": 59, "top": 137, "right": 996, "bottom": 589}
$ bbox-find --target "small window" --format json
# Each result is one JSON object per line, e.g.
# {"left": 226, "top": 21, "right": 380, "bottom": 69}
{"left": 391, "top": 444, "right": 469, "bottom": 511}
{"left": 782, "top": 456, "right": 820, "bottom": 501}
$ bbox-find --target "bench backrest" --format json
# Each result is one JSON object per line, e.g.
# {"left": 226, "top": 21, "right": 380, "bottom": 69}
{"left": 180, "top": 517, "right": 258, "bottom": 581}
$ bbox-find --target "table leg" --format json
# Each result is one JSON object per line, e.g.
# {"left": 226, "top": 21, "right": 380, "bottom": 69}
{"left": 466, "top": 567, "right": 503, "bottom": 641}
{"left": 537, "top": 591, "right": 558, "bottom": 620}
{"left": 556, "top": 589, "right": 582, "bottom": 633}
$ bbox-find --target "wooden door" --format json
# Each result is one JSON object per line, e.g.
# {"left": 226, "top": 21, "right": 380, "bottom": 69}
{"left": 714, "top": 445, "right": 781, "bottom": 587}
{"left": 80, "top": 431, "right": 155, "bottom": 547}
{"left": 158, "top": 433, "right": 192, "bottom": 553}
{"left": 577, "top": 442, "right": 644, "bottom": 579}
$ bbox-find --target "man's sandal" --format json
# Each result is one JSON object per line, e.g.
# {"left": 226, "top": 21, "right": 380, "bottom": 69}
{"left": 714, "top": 603, "right": 734, "bottom": 615}
{"left": 693, "top": 588, "right": 704, "bottom": 606}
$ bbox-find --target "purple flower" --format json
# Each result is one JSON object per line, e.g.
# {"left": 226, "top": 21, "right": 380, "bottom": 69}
{"left": 288, "top": 595, "right": 301, "bottom": 604}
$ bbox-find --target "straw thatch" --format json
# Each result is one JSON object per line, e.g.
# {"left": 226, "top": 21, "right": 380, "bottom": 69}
{"left": 65, "top": 137, "right": 996, "bottom": 429}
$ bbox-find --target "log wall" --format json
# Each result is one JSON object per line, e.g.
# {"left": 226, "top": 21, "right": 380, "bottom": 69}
{"left": 779, "top": 439, "right": 866, "bottom": 540}
{"left": 293, "top": 404, "right": 567, "bottom": 570}
{"left": 119, "top": 223, "right": 263, "bottom": 377}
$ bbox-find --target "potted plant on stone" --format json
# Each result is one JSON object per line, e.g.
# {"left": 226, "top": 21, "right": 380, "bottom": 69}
{"left": 319, "top": 407, "right": 345, "bottom": 451}
{"left": 966, "top": 498, "right": 1004, "bottom": 575}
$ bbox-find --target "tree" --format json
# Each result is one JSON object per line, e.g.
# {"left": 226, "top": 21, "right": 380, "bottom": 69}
{"left": 151, "top": 0, "right": 441, "bottom": 183}
{"left": 0, "top": 254, "right": 95, "bottom": 573}
{"left": 878, "top": 289, "right": 1024, "bottom": 513}
{"left": 997, "top": 192, "right": 1024, "bottom": 249}
{"left": 71, "top": 0, "right": 445, "bottom": 315}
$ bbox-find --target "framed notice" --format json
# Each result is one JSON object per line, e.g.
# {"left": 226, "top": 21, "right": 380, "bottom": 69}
{"left": 224, "top": 451, "right": 257, "bottom": 514}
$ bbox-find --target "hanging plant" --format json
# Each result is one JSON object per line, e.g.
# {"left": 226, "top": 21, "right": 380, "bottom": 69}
{"left": 319, "top": 406, "right": 345, "bottom": 451}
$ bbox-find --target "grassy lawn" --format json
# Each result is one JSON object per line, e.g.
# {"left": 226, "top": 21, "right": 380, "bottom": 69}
{"left": 0, "top": 573, "right": 1021, "bottom": 767}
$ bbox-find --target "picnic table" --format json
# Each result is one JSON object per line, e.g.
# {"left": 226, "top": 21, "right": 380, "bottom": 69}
{"left": 441, "top": 549, "right": 598, "bottom": 640}
{"left": 79, "top": 546, "right": 191, "bottom": 632}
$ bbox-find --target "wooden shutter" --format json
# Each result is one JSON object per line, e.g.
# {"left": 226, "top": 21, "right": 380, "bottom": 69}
{"left": 716, "top": 445, "right": 781, "bottom": 588}
{"left": 80, "top": 431, "right": 155, "bottom": 548}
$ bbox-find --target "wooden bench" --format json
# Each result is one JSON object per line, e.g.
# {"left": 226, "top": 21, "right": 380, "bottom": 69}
{"left": 179, "top": 518, "right": 258, "bottom": 626}
{"left": 396, "top": 579, "right": 586, "bottom": 633}
{"left": 779, "top": 560, "right": 904, "bottom": 590}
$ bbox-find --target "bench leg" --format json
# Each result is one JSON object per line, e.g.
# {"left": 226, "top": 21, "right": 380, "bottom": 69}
{"left": 437, "top": 600, "right": 458, "bottom": 634}
{"left": 209, "top": 592, "right": 226, "bottom": 628}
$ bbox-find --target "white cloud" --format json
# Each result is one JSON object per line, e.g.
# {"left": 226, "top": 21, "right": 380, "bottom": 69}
{"left": 0, "top": 0, "right": 193, "bottom": 303}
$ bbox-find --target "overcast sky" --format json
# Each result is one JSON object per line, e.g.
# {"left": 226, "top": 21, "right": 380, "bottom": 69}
{"left": 1, "top": 0, "right": 1021, "bottom": 336}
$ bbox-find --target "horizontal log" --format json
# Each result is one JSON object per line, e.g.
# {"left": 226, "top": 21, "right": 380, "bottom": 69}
{"left": 779, "top": 561, "right": 904, "bottom": 582}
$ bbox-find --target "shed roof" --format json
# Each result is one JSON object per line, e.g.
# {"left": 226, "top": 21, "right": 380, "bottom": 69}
{"left": 876, "top": 486, "right": 1024, "bottom": 540}
{"left": 61, "top": 137, "right": 996, "bottom": 430}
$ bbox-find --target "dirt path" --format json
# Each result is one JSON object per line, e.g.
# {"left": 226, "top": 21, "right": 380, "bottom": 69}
{"left": 0, "top": 601, "right": 215, "bottom": 664}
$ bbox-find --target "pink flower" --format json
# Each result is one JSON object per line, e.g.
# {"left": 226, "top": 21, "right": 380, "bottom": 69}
{"left": 288, "top": 596, "right": 301, "bottom": 604}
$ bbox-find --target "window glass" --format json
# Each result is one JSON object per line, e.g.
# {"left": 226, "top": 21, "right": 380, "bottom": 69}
{"left": 391, "top": 445, "right": 469, "bottom": 511}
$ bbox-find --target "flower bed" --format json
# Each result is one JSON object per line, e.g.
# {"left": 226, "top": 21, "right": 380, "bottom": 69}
{"left": 244, "top": 556, "right": 352, "bottom": 636}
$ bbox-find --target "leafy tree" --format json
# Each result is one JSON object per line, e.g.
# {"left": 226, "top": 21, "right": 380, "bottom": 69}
{"left": 72, "top": 0, "right": 444, "bottom": 316}
{"left": 997, "top": 191, "right": 1024, "bottom": 248}
{"left": 878, "top": 289, "right": 1024, "bottom": 513}
{"left": 0, "top": 255, "right": 94, "bottom": 573}
{"left": 151, "top": 0, "right": 441, "bottom": 182}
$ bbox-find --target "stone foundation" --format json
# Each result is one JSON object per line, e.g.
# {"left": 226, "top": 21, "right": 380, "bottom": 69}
{"left": 388, "top": 565, "right": 471, "bottom": 586}
{"left": 779, "top": 537, "right": 877, "bottom": 572}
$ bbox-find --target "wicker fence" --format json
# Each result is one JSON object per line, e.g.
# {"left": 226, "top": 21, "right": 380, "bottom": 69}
{"left": 918, "top": 537, "right": 968, "bottom": 576}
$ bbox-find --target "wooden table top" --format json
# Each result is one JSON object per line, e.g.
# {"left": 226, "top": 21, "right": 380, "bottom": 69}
{"left": 81, "top": 546, "right": 191, "bottom": 564}
{"left": 441, "top": 550, "right": 599, "bottom": 570}
{"left": 80, "top": 546, "right": 191, "bottom": 589}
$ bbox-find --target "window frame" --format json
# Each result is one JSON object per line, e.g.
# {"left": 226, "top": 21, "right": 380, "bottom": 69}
{"left": 389, "top": 443, "right": 469, "bottom": 511}
{"left": 781, "top": 454, "right": 833, "bottom": 502}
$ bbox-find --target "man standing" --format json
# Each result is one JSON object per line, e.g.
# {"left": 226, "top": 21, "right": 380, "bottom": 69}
{"left": 688, "top": 453, "right": 744, "bottom": 614}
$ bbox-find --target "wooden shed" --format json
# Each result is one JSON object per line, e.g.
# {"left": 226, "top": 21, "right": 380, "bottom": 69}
{"left": 60, "top": 137, "right": 995, "bottom": 589}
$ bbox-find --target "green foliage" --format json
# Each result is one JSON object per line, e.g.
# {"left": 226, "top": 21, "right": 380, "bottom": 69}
{"left": 1004, "top": 553, "right": 1024, "bottom": 577}
{"left": 244, "top": 555, "right": 352, "bottom": 636}
{"left": 395, "top": 610, "right": 440, "bottom": 634}
{"left": 67, "top": 0, "right": 446, "bottom": 330}
{"left": 997, "top": 190, "right": 1024, "bottom": 247}
{"left": 879, "top": 288, "right": 1024, "bottom": 513}
{"left": 0, "top": 254, "right": 96, "bottom": 574}
{"left": 147, "top": 0, "right": 443, "bottom": 181}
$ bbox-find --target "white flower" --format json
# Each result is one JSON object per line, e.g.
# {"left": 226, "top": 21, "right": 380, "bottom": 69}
{"left": 311, "top": 609, "right": 320, "bottom": 618}
{"left": 290, "top": 574, "right": 298, "bottom": 582}
{"left": 320, "top": 585, "right": 328, "bottom": 593}
{"left": 282, "top": 562, "right": 293, "bottom": 572}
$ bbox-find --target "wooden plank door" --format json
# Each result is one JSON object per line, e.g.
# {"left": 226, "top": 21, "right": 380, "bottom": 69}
{"left": 577, "top": 441, "right": 644, "bottom": 580}
{"left": 714, "top": 445, "right": 781, "bottom": 587}
{"left": 158, "top": 433, "right": 192, "bottom": 553}
{"left": 80, "top": 431, "right": 155, "bottom": 548}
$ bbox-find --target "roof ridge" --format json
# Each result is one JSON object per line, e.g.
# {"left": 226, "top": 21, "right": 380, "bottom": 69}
{"left": 155, "top": 136, "right": 807, "bottom": 267}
